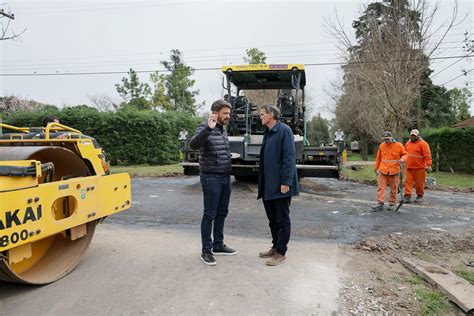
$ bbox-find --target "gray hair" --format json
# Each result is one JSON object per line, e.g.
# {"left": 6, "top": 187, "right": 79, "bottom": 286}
{"left": 259, "top": 104, "right": 281, "bottom": 120}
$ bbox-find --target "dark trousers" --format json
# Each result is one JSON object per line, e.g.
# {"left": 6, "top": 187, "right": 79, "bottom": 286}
{"left": 200, "top": 175, "right": 231, "bottom": 253}
{"left": 263, "top": 197, "right": 291, "bottom": 255}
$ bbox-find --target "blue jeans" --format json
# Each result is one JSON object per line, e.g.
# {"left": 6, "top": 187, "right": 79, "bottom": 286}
{"left": 200, "top": 175, "right": 232, "bottom": 253}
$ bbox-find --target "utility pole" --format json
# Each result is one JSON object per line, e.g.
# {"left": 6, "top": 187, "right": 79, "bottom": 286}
{"left": 1, "top": 7, "right": 25, "bottom": 41}
{"left": 0, "top": 9, "right": 15, "bottom": 20}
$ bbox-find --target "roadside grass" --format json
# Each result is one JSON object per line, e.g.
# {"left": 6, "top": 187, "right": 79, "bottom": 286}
{"left": 409, "top": 275, "right": 423, "bottom": 285}
{"left": 416, "top": 251, "right": 434, "bottom": 262}
{"left": 346, "top": 153, "right": 376, "bottom": 161}
{"left": 414, "top": 288, "right": 451, "bottom": 316}
{"left": 455, "top": 270, "right": 474, "bottom": 285}
{"left": 341, "top": 165, "right": 376, "bottom": 182}
{"left": 110, "top": 164, "right": 183, "bottom": 177}
{"left": 430, "top": 172, "right": 474, "bottom": 188}
{"left": 341, "top": 165, "right": 474, "bottom": 189}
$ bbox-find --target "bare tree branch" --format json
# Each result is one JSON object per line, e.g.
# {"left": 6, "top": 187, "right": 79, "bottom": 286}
{"left": 326, "top": 0, "right": 450, "bottom": 141}
{"left": 87, "top": 94, "right": 119, "bottom": 112}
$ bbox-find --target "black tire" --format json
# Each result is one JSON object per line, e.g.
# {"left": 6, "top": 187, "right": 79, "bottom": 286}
{"left": 183, "top": 166, "right": 199, "bottom": 176}
{"left": 234, "top": 175, "right": 258, "bottom": 183}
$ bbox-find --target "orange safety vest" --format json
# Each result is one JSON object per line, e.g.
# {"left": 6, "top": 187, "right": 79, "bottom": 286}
{"left": 374, "top": 141, "right": 408, "bottom": 175}
{"left": 404, "top": 138, "right": 432, "bottom": 169}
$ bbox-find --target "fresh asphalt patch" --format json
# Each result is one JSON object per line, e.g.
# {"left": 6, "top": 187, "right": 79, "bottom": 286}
{"left": 109, "top": 177, "right": 474, "bottom": 243}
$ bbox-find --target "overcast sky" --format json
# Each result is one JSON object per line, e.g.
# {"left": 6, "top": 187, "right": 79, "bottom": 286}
{"left": 1, "top": 0, "right": 473, "bottom": 117}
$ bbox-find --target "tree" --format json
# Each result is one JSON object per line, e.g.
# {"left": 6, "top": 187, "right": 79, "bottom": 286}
{"left": 115, "top": 68, "right": 151, "bottom": 110}
{"left": 241, "top": 48, "right": 277, "bottom": 104}
{"left": 449, "top": 87, "right": 471, "bottom": 122}
{"left": 149, "top": 72, "right": 172, "bottom": 111}
{"left": 418, "top": 71, "right": 455, "bottom": 128}
{"left": 0, "top": 95, "right": 56, "bottom": 114}
{"left": 244, "top": 48, "right": 267, "bottom": 64}
{"left": 306, "top": 114, "right": 330, "bottom": 146}
{"left": 161, "top": 49, "right": 200, "bottom": 115}
{"left": 87, "top": 94, "right": 119, "bottom": 112}
{"left": 328, "top": 0, "right": 458, "bottom": 149}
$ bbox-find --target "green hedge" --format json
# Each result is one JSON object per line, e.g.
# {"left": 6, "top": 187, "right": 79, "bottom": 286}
{"left": 422, "top": 127, "right": 474, "bottom": 174}
{"left": 1, "top": 107, "right": 201, "bottom": 165}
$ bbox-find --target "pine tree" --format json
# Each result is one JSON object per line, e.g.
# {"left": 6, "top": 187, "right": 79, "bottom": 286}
{"left": 161, "top": 49, "right": 199, "bottom": 115}
{"left": 115, "top": 68, "right": 152, "bottom": 110}
{"left": 150, "top": 72, "right": 172, "bottom": 111}
{"left": 244, "top": 48, "right": 267, "bottom": 64}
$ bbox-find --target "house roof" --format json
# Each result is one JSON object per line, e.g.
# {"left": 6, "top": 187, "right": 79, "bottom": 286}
{"left": 453, "top": 117, "right": 474, "bottom": 129}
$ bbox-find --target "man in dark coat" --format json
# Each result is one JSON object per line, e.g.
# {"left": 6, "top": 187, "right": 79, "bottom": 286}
{"left": 257, "top": 104, "right": 299, "bottom": 266}
{"left": 189, "top": 99, "right": 236, "bottom": 266}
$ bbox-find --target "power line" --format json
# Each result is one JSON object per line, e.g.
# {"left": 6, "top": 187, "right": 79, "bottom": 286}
{"left": 14, "top": 1, "right": 199, "bottom": 15}
{"left": 5, "top": 41, "right": 462, "bottom": 64}
{"left": 11, "top": 0, "right": 474, "bottom": 22}
{"left": 13, "top": 2, "right": 175, "bottom": 10}
{"left": 1, "top": 30, "right": 470, "bottom": 64}
{"left": 306, "top": 54, "right": 474, "bottom": 67}
{"left": 431, "top": 54, "right": 471, "bottom": 78}
{"left": 2, "top": 43, "right": 345, "bottom": 64}
{"left": 0, "top": 54, "right": 456, "bottom": 73}
{"left": 1, "top": 49, "right": 344, "bottom": 68}
{"left": 0, "top": 68, "right": 214, "bottom": 77}
{"left": 1, "top": 44, "right": 464, "bottom": 71}
{"left": 441, "top": 69, "right": 473, "bottom": 85}
{"left": 1, "top": 54, "right": 472, "bottom": 77}
{"left": 13, "top": 48, "right": 462, "bottom": 71}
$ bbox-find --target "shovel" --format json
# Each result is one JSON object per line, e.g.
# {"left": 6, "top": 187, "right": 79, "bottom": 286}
{"left": 395, "top": 161, "right": 405, "bottom": 212}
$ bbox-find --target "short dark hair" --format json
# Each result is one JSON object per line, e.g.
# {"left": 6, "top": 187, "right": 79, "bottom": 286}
{"left": 211, "top": 99, "right": 232, "bottom": 112}
{"left": 259, "top": 104, "right": 281, "bottom": 120}
{"left": 42, "top": 116, "right": 59, "bottom": 127}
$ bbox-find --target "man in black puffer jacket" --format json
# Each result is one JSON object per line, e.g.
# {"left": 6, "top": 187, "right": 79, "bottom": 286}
{"left": 190, "top": 99, "right": 236, "bottom": 266}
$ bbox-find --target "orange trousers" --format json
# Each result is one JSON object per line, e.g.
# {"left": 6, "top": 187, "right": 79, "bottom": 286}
{"left": 404, "top": 168, "right": 426, "bottom": 198}
{"left": 377, "top": 173, "right": 399, "bottom": 205}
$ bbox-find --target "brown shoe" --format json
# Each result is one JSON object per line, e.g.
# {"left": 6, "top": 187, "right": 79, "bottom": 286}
{"left": 266, "top": 253, "right": 286, "bottom": 266}
{"left": 259, "top": 248, "right": 276, "bottom": 258}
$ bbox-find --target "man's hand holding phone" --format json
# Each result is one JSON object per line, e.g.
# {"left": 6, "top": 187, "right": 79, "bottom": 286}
{"left": 208, "top": 112, "right": 218, "bottom": 129}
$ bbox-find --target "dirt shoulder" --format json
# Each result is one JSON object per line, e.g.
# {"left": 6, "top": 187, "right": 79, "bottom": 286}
{"left": 338, "top": 228, "right": 474, "bottom": 314}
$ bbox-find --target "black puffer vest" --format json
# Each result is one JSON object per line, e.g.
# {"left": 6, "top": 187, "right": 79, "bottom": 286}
{"left": 189, "top": 122, "right": 231, "bottom": 175}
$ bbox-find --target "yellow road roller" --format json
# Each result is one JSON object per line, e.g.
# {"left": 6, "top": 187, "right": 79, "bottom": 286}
{"left": 0, "top": 122, "right": 131, "bottom": 284}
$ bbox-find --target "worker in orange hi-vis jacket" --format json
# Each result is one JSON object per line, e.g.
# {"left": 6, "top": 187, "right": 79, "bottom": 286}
{"left": 372, "top": 131, "right": 408, "bottom": 212}
{"left": 403, "top": 129, "right": 432, "bottom": 204}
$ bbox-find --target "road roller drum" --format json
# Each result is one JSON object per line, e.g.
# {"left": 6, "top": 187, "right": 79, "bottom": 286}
{"left": 0, "top": 122, "right": 131, "bottom": 284}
